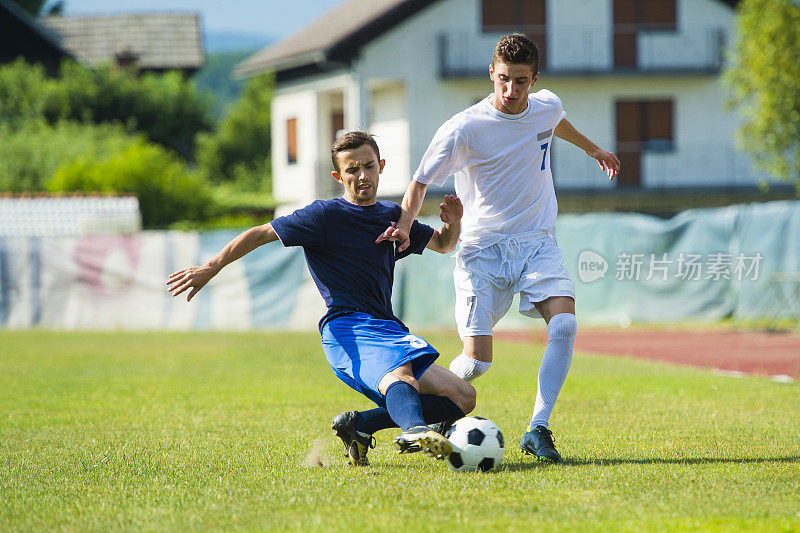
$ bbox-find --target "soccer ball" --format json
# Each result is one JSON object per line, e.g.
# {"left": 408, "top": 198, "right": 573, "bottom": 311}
{"left": 445, "top": 416, "right": 504, "bottom": 472}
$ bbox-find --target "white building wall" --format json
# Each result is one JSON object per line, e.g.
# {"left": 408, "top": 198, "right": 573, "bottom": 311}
{"left": 271, "top": 90, "right": 317, "bottom": 211}
{"left": 369, "top": 83, "right": 411, "bottom": 196}
{"left": 543, "top": 73, "right": 755, "bottom": 189}
{"left": 548, "top": 0, "right": 613, "bottom": 71}
{"left": 271, "top": 71, "right": 355, "bottom": 213}
{"left": 357, "top": 0, "right": 485, "bottom": 174}
{"left": 271, "top": 0, "right": 762, "bottom": 211}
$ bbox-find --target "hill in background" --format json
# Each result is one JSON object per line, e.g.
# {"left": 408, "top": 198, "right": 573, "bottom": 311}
{"left": 195, "top": 33, "right": 274, "bottom": 122}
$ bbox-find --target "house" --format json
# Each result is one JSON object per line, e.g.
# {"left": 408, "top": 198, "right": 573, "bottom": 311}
{"left": 40, "top": 12, "right": 204, "bottom": 75}
{"left": 0, "top": 0, "right": 75, "bottom": 73}
{"left": 238, "top": 0, "right": 793, "bottom": 216}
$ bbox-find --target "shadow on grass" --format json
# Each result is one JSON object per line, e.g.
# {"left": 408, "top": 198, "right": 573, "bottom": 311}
{"left": 502, "top": 455, "right": 800, "bottom": 471}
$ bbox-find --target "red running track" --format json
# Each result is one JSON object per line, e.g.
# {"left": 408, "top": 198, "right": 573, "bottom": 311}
{"left": 496, "top": 328, "right": 800, "bottom": 380}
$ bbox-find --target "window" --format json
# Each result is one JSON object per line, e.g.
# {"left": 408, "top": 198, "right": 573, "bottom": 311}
{"left": 615, "top": 99, "right": 674, "bottom": 186}
{"left": 331, "top": 111, "right": 344, "bottom": 143}
{"left": 640, "top": 0, "right": 677, "bottom": 31}
{"left": 481, "top": 0, "right": 546, "bottom": 68}
{"left": 613, "top": 0, "right": 677, "bottom": 68}
{"left": 481, "top": 0, "right": 545, "bottom": 30}
{"left": 286, "top": 118, "right": 297, "bottom": 165}
{"left": 614, "top": 0, "right": 676, "bottom": 30}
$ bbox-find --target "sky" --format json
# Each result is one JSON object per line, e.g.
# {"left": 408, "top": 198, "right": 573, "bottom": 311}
{"left": 61, "top": 0, "right": 343, "bottom": 41}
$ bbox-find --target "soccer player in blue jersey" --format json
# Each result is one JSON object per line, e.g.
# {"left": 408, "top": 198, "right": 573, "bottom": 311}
{"left": 167, "top": 131, "right": 475, "bottom": 466}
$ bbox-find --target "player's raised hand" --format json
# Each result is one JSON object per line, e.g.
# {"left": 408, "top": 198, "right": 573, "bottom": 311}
{"left": 166, "top": 265, "right": 217, "bottom": 302}
{"left": 588, "top": 147, "right": 621, "bottom": 180}
{"left": 439, "top": 195, "right": 463, "bottom": 224}
{"left": 376, "top": 222, "right": 411, "bottom": 252}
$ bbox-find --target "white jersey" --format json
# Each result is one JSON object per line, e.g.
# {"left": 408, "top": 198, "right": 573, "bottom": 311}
{"left": 413, "top": 90, "right": 566, "bottom": 248}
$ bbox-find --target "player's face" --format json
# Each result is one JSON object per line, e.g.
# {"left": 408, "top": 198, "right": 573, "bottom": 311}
{"left": 489, "top": 61, "right": 538, "bottom": 115}
{"left": 331, "top": 144, "right": 385, "bottom": 205}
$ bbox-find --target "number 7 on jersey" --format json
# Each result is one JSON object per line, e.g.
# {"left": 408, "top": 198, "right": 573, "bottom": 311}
{"left": 540, "top": 142, "right": 549, "bottom": 171}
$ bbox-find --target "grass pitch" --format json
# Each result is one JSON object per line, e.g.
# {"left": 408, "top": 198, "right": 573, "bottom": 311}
{"left": 1, "top": 330, "right": 798, "bottom": 531}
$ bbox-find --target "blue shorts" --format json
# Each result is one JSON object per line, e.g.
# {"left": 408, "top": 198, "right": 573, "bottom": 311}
{"left": 320, "top": 312, "right": 439, "bottom": 407}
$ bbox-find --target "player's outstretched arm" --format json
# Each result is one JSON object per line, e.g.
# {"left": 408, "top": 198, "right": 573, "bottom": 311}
{"left": 426, "top": 195, "right": 462, "bottom": 254}
{"left": 554, "top": 118, "right": 621, "bottom": 180}
{"left": 166, "top": 223, "right": 279, "bottom": 301}
{"left": 376, "top": 179, "right": 429, "bottom": 252}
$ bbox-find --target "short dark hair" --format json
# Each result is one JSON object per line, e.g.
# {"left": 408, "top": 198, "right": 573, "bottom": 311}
{"left": 330, "top": 131, "right": 381, "bottom": 172}
{"left": 492, "top": 33, "right": 539, "bottom": 75}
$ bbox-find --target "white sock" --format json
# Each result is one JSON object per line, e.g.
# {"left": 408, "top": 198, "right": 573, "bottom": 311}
{"left": 449, "top": 353, "right": 492, "bottom": 382}
{"left": 529, "top": 313, "right": 577, "bottom": 430}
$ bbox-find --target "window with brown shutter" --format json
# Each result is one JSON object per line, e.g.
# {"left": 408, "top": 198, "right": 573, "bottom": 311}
{"left": 481, "top": 0, "right": 515, "bottom": 30}
{"left": 614, "top": 0, "right": 677, "bottom": 68}
{"left": 331, "top": 111, "right": 344, "bottom": 144}
{"left": 641, "top": 0, "right": 677, "bottom": 31}
{"left": 615, "top": 99, "right": 674, "bottom": 186}
{"left": 643, "top": 100, "right": 673, "bottom": 151}
{"left": 481, "top": 0, "right": 546, "bottom": 69}
{"left": 287, "top": 118, "right": 297, "bottom": 165}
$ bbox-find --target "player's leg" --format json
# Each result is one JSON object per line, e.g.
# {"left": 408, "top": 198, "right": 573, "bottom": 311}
{"left": 449, "top": 250, "right": 514, "bottom": 381}
{"left": 520, "top": 296, "right": 576, "bottom": 462}
{"left": 450, "top": 335, "right": 493, "bottom": 381}
{"left": 324, "top": 315, "right": 454, "bottom": 462}
{"left": 516, "top": 241, "right": 577, "bottom": 462}
{"left": 323, "top": 314, "right": 424, "bottom": 465}
{"left": 333, "top": 362, "right": 452, "bottom": 463}
{"left": 416, "top": 362, "right": 477, "bottom": 435}
{"left": 417, "top": 363, "right": 476, "bottom": 415}
{"left": 378, "top": 364, "right": 453, "bottom": 459}
{"left": 339, "top": 362, "right": 475, "bottom": 446}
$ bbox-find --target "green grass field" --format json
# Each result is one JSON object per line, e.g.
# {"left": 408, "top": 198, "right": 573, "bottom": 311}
{"left": 1, "top": 330, "right": 798, "bottom": 531}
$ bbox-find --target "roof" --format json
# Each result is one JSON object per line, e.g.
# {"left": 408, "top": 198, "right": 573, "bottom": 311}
{"left": 40, "top": 12, "right": 204, "bottom": 70}
{"left": 0, "top": 0, "right": 75, "bottom": 67}
{"left": 235, "top": 0, "right": 436, "bottom": 77}
{"left": 236, "top": 0, "right": 741, "bottom": 78}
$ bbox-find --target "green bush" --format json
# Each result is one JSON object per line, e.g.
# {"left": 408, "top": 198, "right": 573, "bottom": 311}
{"left": 0, "top": 59, "right": 212, "bottom": 159}
{"left": 196, "top": 73, "right": 272, "bottom": 191}
{"left": 0, "top": 59, "right": 49, "bottom": 129}
{"left": 0, "top": 120, "right": 139, "bottom": 191}
{"left": 48, "top": 140, "right": 212, "bottom": 227}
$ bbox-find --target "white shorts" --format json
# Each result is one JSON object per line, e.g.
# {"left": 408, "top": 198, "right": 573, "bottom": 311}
{"left": 453, "top": 236, "right": 575, "bottom": 338}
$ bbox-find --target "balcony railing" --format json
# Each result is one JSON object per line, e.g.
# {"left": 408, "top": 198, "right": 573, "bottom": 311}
{"left": 440, "top": 25, "right": 727, "bottom": 77}
{"left": 552, "top": 143, "right": 769, "bottom": 191}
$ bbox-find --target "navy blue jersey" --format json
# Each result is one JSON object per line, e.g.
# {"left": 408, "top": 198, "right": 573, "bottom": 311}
{"left": 270, "top": 197, "right": 435, "bottom": 330}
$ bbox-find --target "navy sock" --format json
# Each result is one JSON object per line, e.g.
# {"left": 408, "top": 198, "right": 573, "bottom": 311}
{"left": 354, "top": 408, "right": 394, "bottom": 435}
{"left": 419, "top": 394, "right": 465, "bottom": 425}
{"left": 354, "top": 395, "right": 466, "bottom": 435}
{"left": 384, "top": 381, "right": 426, "bottom": 431}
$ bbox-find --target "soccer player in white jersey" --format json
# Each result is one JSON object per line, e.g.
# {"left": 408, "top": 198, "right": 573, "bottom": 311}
{"left": 377, "top": 34, "right": 620, "bottom": 462}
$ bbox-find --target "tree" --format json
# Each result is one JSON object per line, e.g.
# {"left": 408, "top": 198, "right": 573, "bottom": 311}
{"left": 0, "top": 59, "right": 212, "bottom": 160}
{"left": 195, "top": 73, "right": 273, "bottom": 192}
{"left": 49, "top": 140, "right": 212, "bottom": 228}
{"left": 725, "top": 0, "right": 800, "bottom": 187}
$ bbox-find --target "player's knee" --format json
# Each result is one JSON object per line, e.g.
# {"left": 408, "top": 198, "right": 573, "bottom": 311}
{"left": 378, "top": 370, "right": 419, "bottom": 394}
{"left": 449, "top": 353, "right": 492, "bottom": 382}
{"left": 395, "top": 374, "right": 419, "bottom": 390}
{"left": 548, "top": 312, "right": 577, "bottom": 341}
{"left": 458, "top": 382, "right": 477, "bottom": 414}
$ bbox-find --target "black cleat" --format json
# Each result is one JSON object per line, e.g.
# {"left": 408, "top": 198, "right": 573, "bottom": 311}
{"left": 393, "top": 425, "right": 452, "bottom": 460}
{"left": 520, "top": 425, "right": 562, "bottom": 462}
{"left": 428, "top": 419, "right": 456, "bottom": 438}
{"left": 331, "top": 411, "right": 375, "bottom": 466}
